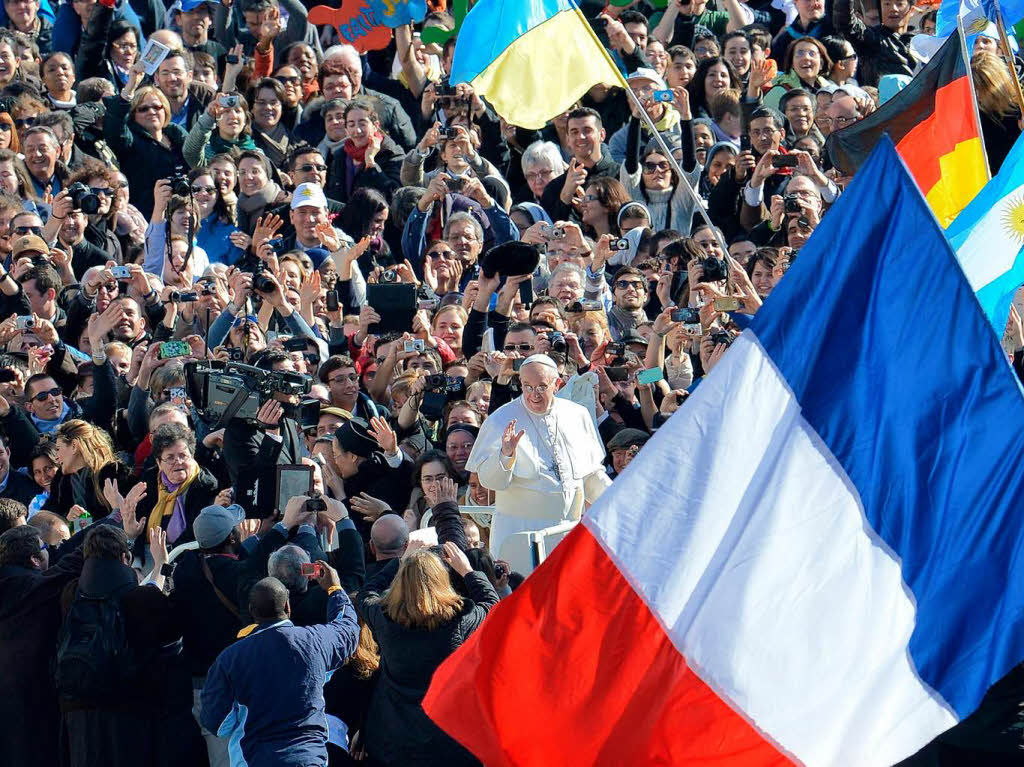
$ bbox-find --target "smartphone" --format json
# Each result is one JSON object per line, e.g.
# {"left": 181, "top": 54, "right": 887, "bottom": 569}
{"left": 158, "top": 340, "right": 190, "bottom": 359}
{"left": 218, "top": 93, "right": 239, "bottom": 108}
{"left": 300, "top": 562, "right": 325, "bottom": 579}
{"left": 168, "top": 386, "right": 187, "bottom": 406}
{"left": 652, "top": 89, "right": 675, "bottom": 103}
{"left": 740, "top": 134, "right": 751, "bottom": 152}
{"left": 404, "top": 339, "right": 425, "bottom": 352}
{"left": 512, "top": 358, "right": 525, "bottom": 372}
{"left": 276, "top": 464, "right": 313, "bottom": 516}
{"left": 0, "top": 368, "right": 16, "bottom": 384}
{"left": 15, "top": 316, "right": 34, "bottom": 330}
{"left": 636, "top": 367, "right": 665, "bottom": 385}
{"left": 713, "top": 296, "right": 741, "bottom": 312}
{"left": 110, "top": 265, "right": 131, "bottom": 280}
{"left": 519, "top": 278, "right": 534, "bottom": 309}
{"left": 772, "top": 154, "right": 799, "bottom": 168}
{"left": 605, "top": 366, "right": 630, "bottom": 382}
{"left": 671, "top": 308, "right": 700, "bottom": 324}
{"left": 325, "top": 290, "right": 339, "bottom": 312}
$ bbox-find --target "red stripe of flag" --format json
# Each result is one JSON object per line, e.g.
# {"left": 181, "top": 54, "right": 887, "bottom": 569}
{"left": 896, "top": 75, "right": 981, "bottom": 194}
{"left": 422, "top": 525, "right": 793, "bottom": 766}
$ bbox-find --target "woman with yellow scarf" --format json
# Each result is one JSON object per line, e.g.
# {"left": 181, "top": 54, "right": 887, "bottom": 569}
{"left": 138, "top": 423, "right": 222, "bottom": 547}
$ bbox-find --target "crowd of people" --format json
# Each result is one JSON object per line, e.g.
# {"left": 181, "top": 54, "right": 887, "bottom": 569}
{"left": 0, "top": 0, "right": 1020, "bottom": 764}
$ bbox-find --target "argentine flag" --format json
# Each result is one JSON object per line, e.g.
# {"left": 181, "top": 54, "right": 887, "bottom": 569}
{"left": 947, "top": 133, "right": 1024, "bottom": 334}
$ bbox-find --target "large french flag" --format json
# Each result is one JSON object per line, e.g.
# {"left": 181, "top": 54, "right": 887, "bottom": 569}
{"left": 422, "top": 137, "right": 1024, "bottom": 766}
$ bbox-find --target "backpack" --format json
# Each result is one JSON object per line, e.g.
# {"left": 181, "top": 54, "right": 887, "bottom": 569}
{"left": 53, "top": 590, "right": 137, "bottom": 704}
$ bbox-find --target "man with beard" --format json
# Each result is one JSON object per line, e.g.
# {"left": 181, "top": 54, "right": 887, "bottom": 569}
{"left": 154, "top": 48, "right": 213, "bottom": 130}
{"left": 174, "top": 0, "right": 225, "bottom": 61}
{"left": 606, "top": 266, "right": 650, "bottom": 341}
{"left": 48, "top": 192, "right": 108, "bottom": 278}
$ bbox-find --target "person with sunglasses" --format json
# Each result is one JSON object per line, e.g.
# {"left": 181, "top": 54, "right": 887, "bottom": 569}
{"left": 188, "top": 167, "right": 245, "bottom": 265}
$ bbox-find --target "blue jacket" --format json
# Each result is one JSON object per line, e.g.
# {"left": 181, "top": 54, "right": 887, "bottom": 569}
{"left": 200, "top": 590, "right": 360, "bottom": 767}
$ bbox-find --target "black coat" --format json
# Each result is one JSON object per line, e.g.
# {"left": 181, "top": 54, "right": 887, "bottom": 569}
{"left": 357, "top": 562, "right": 498, "bottom": 767}
{"left": 540, "top": 147, "right": 621, "bottom": 223}
{"left": 0, "top": 547, "right": 85, "bottom": 767}
{"left": 326, "top": 134, "right": 404, "bottom": 205}
{"left": 60, "top": 558, "right": 203, "bottom": 767}
{"left": 44, "top": 462, "right": 132, "bottom": 520}
{"left": 103, "top": 93, "right": 189, "bottom": 219}
{"left": 0, "top": 468, "right": 42, "bottom": 507}
{"left": 223, "top": 417, "right": 305, "bottom": 517}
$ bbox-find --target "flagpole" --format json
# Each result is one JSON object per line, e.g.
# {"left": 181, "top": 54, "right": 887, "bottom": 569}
{"left": 992, "top": 0, "right": 1024, "bottom": 114}
{"left": 568, "top": 0, "right": 721, "bottom": 243}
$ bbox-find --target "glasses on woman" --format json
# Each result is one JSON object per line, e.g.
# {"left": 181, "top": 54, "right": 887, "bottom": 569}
{"left": 277, "top": 75, "right": 301, "bottom": 85}
{"left": 643, "top": 161, "right": 670, "bottom": 173}
{"left": 0, "top": 123, "right": 10, "bottom": 133}
{"left": 111, "top": 39, "right": 137, "bottom": 52}
{"left": 136, "top": 104, "right": 162, "bottom": 115}
{"left": 427, "top": 249, "right": 452, "bottom": 259}
{"left": 91, "top": 186, "right": 112, "bottom": 197}
{"left": 14, "top": 116, "right": 35, "bottom": 129}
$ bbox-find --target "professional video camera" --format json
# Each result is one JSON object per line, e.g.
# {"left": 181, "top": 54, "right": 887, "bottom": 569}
{"left": 184, "top": 360, "right": 311, "bottom": 425}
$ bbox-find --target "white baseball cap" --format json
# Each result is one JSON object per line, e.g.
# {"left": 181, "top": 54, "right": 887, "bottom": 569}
{"left": 290, "top": 183, "right": 328, "bottom": 210}
{"left": 627, "top": 67, "right": 668, "bottom": 91}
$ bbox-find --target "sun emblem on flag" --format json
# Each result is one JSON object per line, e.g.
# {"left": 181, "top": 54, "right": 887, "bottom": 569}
{"left": 1001, "top": 192, "right": 1024, "bottom": 244}
{"left": 966, "top": 16, "right": 989, "bottom": 34}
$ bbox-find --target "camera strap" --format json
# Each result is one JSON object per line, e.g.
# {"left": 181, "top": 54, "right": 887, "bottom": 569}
{"left": 201, "top": 556, "right": 241, "bottom": 620}
{"left": 212, "top": 385, "right": 253, "bottom": 431}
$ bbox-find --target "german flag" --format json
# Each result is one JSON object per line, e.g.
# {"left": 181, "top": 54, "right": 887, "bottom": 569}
{"left": 826, "top": 32, "right": 988, "bottom": 227}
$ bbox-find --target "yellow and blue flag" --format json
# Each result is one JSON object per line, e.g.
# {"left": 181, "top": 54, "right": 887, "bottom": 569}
{"left": 449, "top": 0, "right": 623, "bottom": 129}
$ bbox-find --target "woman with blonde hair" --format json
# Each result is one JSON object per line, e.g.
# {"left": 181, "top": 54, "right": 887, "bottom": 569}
{"left": 358, "top": 540, "right": 498, "bottom": 766}
{"left": 972, "top": 51, "right": 1022, "bottom": 173}
{"left": 45, "top": 420, "right": 130, "bottom": 520}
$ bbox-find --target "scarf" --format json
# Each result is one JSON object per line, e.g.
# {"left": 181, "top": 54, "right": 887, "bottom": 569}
{"left": 653, "top": 105, "right": 681, "bottom": 134}
{"left": 147, "top": 462, "right": 200, "bottom": 543}
{"left": 317, "top": 134, "right": 345, "bottom": 159}
{"left": 238, "top": 180, "right": 283, "bottom": 215}
{"left": 343, "top": 137, "right": 370, "bottom": 166}
{"left": 206, "top": 131, "right": 257, "bottom": 161}
{"left": 254, "top": 122, "right": 291, "bottom": 166}
{"left": 31, "top": 400, "right": 70, "bottom": 435}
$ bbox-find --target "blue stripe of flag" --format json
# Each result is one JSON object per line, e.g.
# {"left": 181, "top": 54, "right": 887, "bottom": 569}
{"left": 749, "top": 136, "right": 1024, "bottom": 718}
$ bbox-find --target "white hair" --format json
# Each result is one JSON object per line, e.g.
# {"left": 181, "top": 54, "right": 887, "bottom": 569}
{"left": 323, "top": 44, "right": 358, "bottom": 64}
{"left": 521, "top": 141, "right": 567, "bottom": 176}
{"left": 550, "top": 262, "right": 585, "bottom": 283}
{"left": 268, "top": 544, "right": 310, "bottom": 593}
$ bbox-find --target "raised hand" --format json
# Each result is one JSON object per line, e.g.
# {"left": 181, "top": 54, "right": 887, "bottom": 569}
{"left": 368, "top": 416, "right": 398, "bottom": 454}
{"left": 500, "top": 419, "right": 525, "bottom": 458}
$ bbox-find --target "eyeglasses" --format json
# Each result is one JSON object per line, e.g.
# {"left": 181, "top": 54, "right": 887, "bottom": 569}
{"left": 522, "top": 383, "right": 550, "bottom": 395}
{"left": 99, "top": 281, "right": 118, "bottom": 292}
{"left": 614, "top": 280, "right": 646, "bottom": 291}
{"left": 135, "top": 104, "right": 162, "bottom": 115}
{"left": 14, "top": 117, "right": 36, "bottom": 129}
{"left": 503, "top": 343, "right": 534, "bottom": 352}
{"left": 158, "top": 452, "right": 191, "bottom": 465}
{"left": 277, "top": 75, "right": 301, "bottom": 85}
{"left": 643, "top": 161, "right": 670, "bottom": 173}
{"left": 110, "top": 39, "right": 137, "bottom": 51}
{"left": 0, "top": 123, "right": 10, "bottom": 133}
{"left": 583, "top": 194, "right": 599, "bottom": 202}
{"left": 90, "top": 186, "right": 112, "bottom": 197}
{"left": 328, "top": 373, "right": 358, "bottom": 384}
{"left": 427, "top": 250, "right": 451, "bottom": 259}
{"left": 525, "top": 169, "right": 554, "bottom": 181}
{"left": 31, "top": 386, "right": 62, "bottom": 402}
{"left": 191, "top": 185, "right": 216, "bottom": 194}
{"left": 297, "top": 163, "right": 327, "bottom": 173}
{"left": 12, "top": 225, "right": 42, "bottom": 236}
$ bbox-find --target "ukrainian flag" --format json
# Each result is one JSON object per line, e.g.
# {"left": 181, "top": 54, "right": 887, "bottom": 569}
{"left": 449, "top": 0, "right": 623, "bottom": 129}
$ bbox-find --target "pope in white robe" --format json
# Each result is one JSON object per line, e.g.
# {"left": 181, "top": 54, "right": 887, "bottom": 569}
{"left": 465, "top": 355, "right": 612, "bottom": 561}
